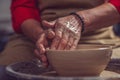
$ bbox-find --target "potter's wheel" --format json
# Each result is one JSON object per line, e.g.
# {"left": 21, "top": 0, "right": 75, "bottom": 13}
{"left": 6, "top": 61, "right": 120, "bottom": 80}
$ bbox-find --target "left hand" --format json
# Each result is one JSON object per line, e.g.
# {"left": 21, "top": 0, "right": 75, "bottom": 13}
{"left": 42, "top": 15, "right": 82, "bottom": 50}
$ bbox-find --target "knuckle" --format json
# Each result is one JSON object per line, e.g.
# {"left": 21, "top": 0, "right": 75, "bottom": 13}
{"left": 36, "top": 39, "right": 43, "bottom": 44}
{"left": 68, "top": 42, "right": 72, "bottom": 47}
{"left": 72, "top": 44, "right": 77, "bottom": 48}
{"left": 61, "top": 39, "right": 67, "bottom": 45}
{"left": 56, "top": 35, "right": 62, "bottom": 40}
{"left": 56, "top": 19, "right": 65, "bottom": 27}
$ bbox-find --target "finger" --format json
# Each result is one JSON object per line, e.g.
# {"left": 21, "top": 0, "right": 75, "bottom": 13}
{"left": 39, "top": 44, "right": 46, "bottom": 54}
{"left": 57, "top": 29, "right": 69, "bottom": 50}
{"left": 34, "top": 49, "right": 41, "bottom": 59}
{"left": 65, "top": 36, "right": 74, "bottom": 50}
{"left": 46, "top": 28, "right": 55, "bottom": 39}
{"left": 40, "top": 54, "right": 48, "bottom": 66}
{"left": 69, "top": 20, "right": 81, "bottom": 50}
{"left": 42, "top": 20, "right": 56, "bottom": 28}
{"left": 50, "top": 34, "right": 62, "bottom": 50}
{"left": 34, "top": 49, "right": 48, "bottom": 67}
{"left": 36, "top": 33, "right": 47, "bottom": 54}
{"left": 51, "top": 24, "right": 64, "bottom": 50}
{"left": 70, "top": 38, "right": 80, "bottom": 50}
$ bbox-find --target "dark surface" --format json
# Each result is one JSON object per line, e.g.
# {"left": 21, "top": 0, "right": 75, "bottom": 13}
{"left": 12, "top": 62, "right": 50, "bottom": 75}
{"left": 0, "top": 65, "right": 15, "bottom": 80}
{"left": 6, "top": 61, "right": 53, "bottom": 80}
{"left": 0, "top": 30, "right": 13, "bottom": 52}
{"left": 1, "top": 59, "right": 120, "bottom": 80}
{"left": 113, "top": 24, "right": 120, "bottom": 36}
{"left": 106, "top": 58, "right": 120, "bottom": 73}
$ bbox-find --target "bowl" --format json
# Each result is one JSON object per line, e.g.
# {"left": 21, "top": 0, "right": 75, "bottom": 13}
{"left": 46, "top": 44, "right": 112, "bottom": 77}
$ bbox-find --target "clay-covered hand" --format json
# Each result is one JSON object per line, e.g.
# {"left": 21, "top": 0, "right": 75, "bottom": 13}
{"left": 42, "top": 15, "right": 82, "bottom": 50}
{"left": 35, "top": 28, "right": 55, "bottom": 67}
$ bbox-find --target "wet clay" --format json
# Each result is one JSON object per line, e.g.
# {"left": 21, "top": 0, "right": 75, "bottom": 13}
{"left": 12, "top": 62, "right": 48, "bottom": 75}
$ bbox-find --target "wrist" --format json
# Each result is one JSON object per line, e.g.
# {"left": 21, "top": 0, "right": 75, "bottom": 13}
{"left": 77, "top": 3, "right": 120, "bottom": 32}
{"left": 21, "top": 19, "right": 44, "bottom": 42}
{"left": 70, "top": 12, "right": 85, "bottom": 33}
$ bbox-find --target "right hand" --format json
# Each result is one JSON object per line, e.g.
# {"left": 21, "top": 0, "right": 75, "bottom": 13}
{"left": 34, "top": 25, "right": 55, "bottom": 67}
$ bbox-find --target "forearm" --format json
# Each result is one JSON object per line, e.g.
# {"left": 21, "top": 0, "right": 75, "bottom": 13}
{"left": 21, "top": 19, "right": 43, "bottom": 42}
{"left": 77, "top": 3, "right": 120, "bottom": 32}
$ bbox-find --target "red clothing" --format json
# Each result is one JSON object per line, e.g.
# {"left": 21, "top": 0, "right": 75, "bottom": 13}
{"left": 11, "top": 0, "right": 40, "bottom": 33}
{"left": 109, "top": 0, "right": 120, "bottom": 13}
{"left": 11, "top": 0, "right": 120, "bottom": 33}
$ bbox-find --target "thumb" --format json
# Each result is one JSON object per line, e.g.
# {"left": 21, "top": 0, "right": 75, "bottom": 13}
{"left": 42, "top": 20, "right": 56, "bottom": 28}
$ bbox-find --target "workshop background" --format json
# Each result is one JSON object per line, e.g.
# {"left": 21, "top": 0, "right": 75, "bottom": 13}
{"left": 0, "top": 0, "right": 13, "bottom": 52}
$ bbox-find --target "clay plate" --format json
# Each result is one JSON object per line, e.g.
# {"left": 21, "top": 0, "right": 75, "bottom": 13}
{"left": 6, "top": 62, "right": 120, "bottom": 80}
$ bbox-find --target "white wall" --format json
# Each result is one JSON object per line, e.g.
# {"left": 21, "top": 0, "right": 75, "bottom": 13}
{"left": 0, "top": 0, "right": 13, "bottom": 32}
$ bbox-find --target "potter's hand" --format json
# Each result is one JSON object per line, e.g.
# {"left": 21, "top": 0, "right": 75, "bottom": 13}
{"left": 43, "top": 15, "right": 82, "bottom": 50}
{"left": 35, "top": 28, "right": 55, "bottom": 67}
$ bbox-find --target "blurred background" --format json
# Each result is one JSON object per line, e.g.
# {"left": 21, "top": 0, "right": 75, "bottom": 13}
{"left": 0, "top": 0, "right": 13, "bottom": 52}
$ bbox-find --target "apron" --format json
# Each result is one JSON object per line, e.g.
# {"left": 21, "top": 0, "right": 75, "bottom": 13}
{"left": 38, "top": 0, "right": 104, "bottom": 21}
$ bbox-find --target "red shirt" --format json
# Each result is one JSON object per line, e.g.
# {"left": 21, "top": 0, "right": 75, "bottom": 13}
{"left": 11, "top": 0, "right": 40, "bottom": 33}
{"left": 11, "top": 0, "right": 120, "bottom": 33}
